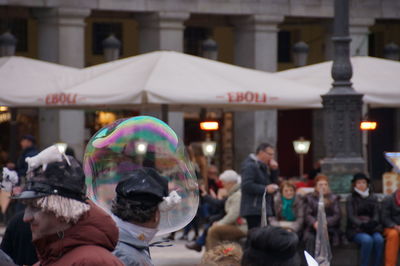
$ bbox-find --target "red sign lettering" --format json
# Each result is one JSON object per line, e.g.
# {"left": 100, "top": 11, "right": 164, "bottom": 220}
{"left": 226, "top": 91, "right": 267, "bottom": 104}
{"left": 45, "top": 93, "right": 78, "bottom": 105}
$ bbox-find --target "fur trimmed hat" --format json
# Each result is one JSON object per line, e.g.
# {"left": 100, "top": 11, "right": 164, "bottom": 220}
{"left": 14, "top": 144, "right": 90, "bottom": 223}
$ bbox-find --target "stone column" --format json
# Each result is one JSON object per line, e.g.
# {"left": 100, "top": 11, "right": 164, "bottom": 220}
{"left": 231, "top": 15, "right": 284, "bottom": 169}
{"left": 349, "top": 18, "right": 374, "bottom": 56}
{"left": 34, "top": 7, "right": 90, "bottom": 160}
{"left": 136, "top": 12, "right": 189, "bottom": 139}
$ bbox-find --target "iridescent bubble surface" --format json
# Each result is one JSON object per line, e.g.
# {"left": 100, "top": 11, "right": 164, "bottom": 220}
{"left": 84, "top": 116, "right": 199, "bottom": 235}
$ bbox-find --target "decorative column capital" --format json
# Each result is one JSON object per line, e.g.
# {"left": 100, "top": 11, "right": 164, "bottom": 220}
{"left": 230, "top": 14, "right": 284, "bottom": 32}
{"left": 33, "top": 7, "right": 91, "bottom": 27}
{"left": 135, "top": 12, "right": 190, "bottom": 31}
{"left": 349, "top": 17, "right": 375, "bottom": 34}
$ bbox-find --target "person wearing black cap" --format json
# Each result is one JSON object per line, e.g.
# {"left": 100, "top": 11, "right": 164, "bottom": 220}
{"left": 241, "top": 226, "right": 300, "bottom": 266}
{"left": 111, "top": 167, "right": 174, "bottom": 266}
{"left": 346, "top": 173, "right": 383, "bottom": 266}
{"left": 13, "top": 144, "right": 123, "bottom": 266}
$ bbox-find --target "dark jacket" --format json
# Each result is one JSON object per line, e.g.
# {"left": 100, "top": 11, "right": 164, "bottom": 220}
{"left": 16, "top": 146, "right": 38, "bottom": 178}
{"left": 32, "top": 201, "right": 123, "bottom": 266}
{"left": 346, "top": 191, "right": 382, "bottom": 240}
{"left": 382, "top": 192, "right": 400, "bottom": 228}
{"left": 303, "top": 192, "right": 341, "bottom": 240}
{"left": 1, "top": 211, "right": 38, "bottom": 265}
{"left": 269, "top": 193, "right": 304, "bottom": 233}
{"left": 240, "top": 154, "right": 278, "bottom": 217}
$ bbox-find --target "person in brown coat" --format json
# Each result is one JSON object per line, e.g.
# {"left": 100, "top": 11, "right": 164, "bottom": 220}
{"left": 303, "top": 174, "right": 341, "bottom": 256}
{"left": 13, "top": 145, "right": 123, "bottom": 266}
{"left": 269, "top": 181, "right": 304, "bottom": 234}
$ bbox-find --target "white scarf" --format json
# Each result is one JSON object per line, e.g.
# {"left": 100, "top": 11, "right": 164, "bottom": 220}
{"left": 354, "top": 187, "right": 370, "bottom": 198}
{"left": 112, "top": 214, "right": 158, "bottom": 243}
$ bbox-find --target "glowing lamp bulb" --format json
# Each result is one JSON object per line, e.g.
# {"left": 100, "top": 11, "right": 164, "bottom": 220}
{"left": 360, "top": 121, "right": 377, "bottom": 131}
{"left": 135, "top": 141, "right": 148, "bottom": 155}
{"left": 200, "top": 121, "right": 219, "bottom": 131}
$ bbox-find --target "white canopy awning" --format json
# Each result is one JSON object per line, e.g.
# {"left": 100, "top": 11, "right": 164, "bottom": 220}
{"left": 0, "top": 56, "right": 79, "bottom": 107}
{"left": 276, "top": 56, "right": 400, "bottom": 108}
{"left": 65, "top": 51, "right": 321, "bottom": 109}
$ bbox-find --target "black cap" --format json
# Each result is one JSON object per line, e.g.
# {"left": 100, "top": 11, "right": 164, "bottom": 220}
{"left": 352, "top": 172, "right": 370, "bottom": 184}
{"left": 115, "top": 167, "right": 168, "bottom": 207}
{"left": 244, "top": 226, "right": 299, "bottom": 261}
{"left": 21, "top": 134, "right": 36, "bottom": 144}
{"left": 13, "top": 156, "right": 87, "bottom": 202}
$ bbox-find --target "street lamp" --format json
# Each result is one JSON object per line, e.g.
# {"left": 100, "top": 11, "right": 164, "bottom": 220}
{"left": 383, "top": 42, "right": 400, "bottom": 61}
{"left": 201, "top": 37, "right": 218, "bottom": 60}
{"left": 292, "top": 41, "right": 309, "bottom": 67}
{"left": 0, "top": 31, "right": 17, "bottom": 56}
{"left": 202, "top": 141, "right": 217, "bottom": 159}
{"left": 135, "top": 140, "right": 148, "bottom": 155}
{"left": 102, "top": 34, "right": 121, "bottom": 62}
{"left": 293, "top": 137, "right": 311, "bottom": 178}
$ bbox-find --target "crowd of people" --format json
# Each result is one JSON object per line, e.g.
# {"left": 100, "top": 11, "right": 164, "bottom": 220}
{"left": 1, "top": 130, "right": 400, "bottom": 266}
{"left": 183, "top": 142, "right": 400, "bottom": 266}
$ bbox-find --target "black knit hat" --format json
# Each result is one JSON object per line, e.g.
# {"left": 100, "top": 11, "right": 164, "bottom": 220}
{"left": 351, "top": 172, "right": 370, "bottom": 184}
{"left": 115, "top": 167, "right": 168, "bottom": 207}
{"left": 242, "top": 226, "right": 299, "bottom": 266}
{"left": 13, "top": 156, "right": 87, "bottom": 202}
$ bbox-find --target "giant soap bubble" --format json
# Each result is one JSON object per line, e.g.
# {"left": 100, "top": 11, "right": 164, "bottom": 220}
{"left": 84, "top": 116, "right": 199, "bottom": 235}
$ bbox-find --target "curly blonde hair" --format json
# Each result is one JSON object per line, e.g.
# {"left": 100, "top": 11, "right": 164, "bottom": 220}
{"left": 200, "top": 242, "right": 243, "bottom": 266}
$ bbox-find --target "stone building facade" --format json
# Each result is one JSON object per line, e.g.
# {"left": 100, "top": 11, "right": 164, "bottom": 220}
{"left": 1, "top": 0, "right": 399, "bottom": 176}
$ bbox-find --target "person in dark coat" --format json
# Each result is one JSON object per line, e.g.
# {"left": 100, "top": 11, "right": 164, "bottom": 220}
{"left": 13, "top": 145, "right": 123, "bottom": 266}
{"left": 346, "top": 173, "right": 383, "bottom": 266}
{"left": 16, "top": 135, "right": 38, "bottom": 179}
{"left": 382, "top": 187, "right": 400, "bottom": 266}
{"left": 240, "top": 143, "right": 279, "bottom": 229}
{"left": 0, "top": 211, "right": 38, "bottom": 265}
{"left": 303, "top": 174, "right": 341, "bottom": 256}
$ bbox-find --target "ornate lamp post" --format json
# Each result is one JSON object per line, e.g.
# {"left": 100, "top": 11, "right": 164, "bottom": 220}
{"left": 102, "top": 34, "right": 121, "bottom": 62}
{"left": 293, "top": 137, "right": 311, "bottom": 178}
{"left": 292, "top": 41, "right": 309, "bottom": 67}
{"left": 321, "top": 0, "right": 365, "bottom": 193}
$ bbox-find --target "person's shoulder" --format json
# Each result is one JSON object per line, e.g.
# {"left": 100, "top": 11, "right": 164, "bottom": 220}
{"left": 62, "top": 245, "right": 123, "bottom": 265}
{"left": 113, "top": 242, "right": 150, "bottom": 266}
{"left": 330, "top": 193, "right": 341, "bottom": 201}
{"left": 382, "top": 193, "right": 394, "bottom": 203}
{"left": 346, "top": 193, "right": 354, "bottom": 201}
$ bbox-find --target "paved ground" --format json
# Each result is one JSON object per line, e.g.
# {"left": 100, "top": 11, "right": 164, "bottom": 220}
{"left": 151, "top": 236, "right": 203, "bottom": 266}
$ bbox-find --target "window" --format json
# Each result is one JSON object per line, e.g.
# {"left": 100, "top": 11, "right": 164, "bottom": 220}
{"left": 278, "top": 30, "right": 291, "bottom": 63}
{"left": 184, "top": 27, "right": 208, "bottom": 56}
{"left": 0, "top": 19, "right": 28, "bottom": 52}
{"left": 92, "top": 22, "right": 123, "bottom": 55}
